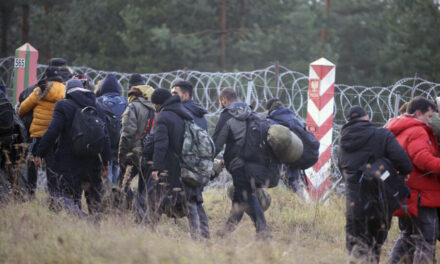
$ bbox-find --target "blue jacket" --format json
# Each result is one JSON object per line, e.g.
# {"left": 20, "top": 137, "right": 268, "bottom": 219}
{"left": 267, "top": 106, "right": 303, "bottom": 129}
{"left": 36, "top": 87, "right": 111, "bottom": 189}
{"left": 182, "top": 99, "right": 208, "bottom": 131}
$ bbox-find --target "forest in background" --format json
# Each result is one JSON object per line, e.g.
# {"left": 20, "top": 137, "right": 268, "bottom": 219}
{"left": 1, "top": 0, "right": 440, "bottom": 86}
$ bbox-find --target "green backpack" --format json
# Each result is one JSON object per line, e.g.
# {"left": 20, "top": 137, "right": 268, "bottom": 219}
{"left": 179, "top": 120, "right": 215, "bottom": 187}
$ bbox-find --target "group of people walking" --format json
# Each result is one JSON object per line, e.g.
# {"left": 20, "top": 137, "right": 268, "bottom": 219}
{"left": 339, "top": 97, "right": 440, "bottom": 263}
{"left": 0, "top": 58, "right": 310, "bottom": 241}
{"left": 2, "top": 57, "right": 440, "bottom": 263}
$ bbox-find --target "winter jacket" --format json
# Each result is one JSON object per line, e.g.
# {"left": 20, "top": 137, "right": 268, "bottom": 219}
{"left": 267, "top": 106, "right": 303, "bottom": 179}
{"left": 119, "top": 96, "right": 155, "bottom": 165}
{"left": 386, "top": 115, "right": 440, "bottom": 216}
{"left": 96, "top": 74, "right": 128, "bottom": 158}
{"left": 35, "top": 87, "right": 111, "bottom": 191}
{"left": 18, "top": 84, "right": 38, "bottom": 133}
{"left": 182, "top": 100, "right": 208, "bottom": 131}
{"left": 96, "top": 74, "right": 122, "bottom": 98}
{"left": 18, "top": 82, "right": 65, "bottom": 138}
{"left": 339, "top": 119, "right": 412, "bottom": 182}
{"left": 339, "top": 119, "right": 412, "bottom": 218}
{"left": 267, "top": 106, "right": 303, "bottom": 130}
{"left": 149, "top": 95, "right": 199, "bottom": 204}
{"left": 212, "top": 102, "right": 252, "bottom": 172}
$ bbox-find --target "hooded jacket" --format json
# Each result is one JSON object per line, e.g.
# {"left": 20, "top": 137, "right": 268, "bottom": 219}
{"left": 182, "top": 100, "right": 208, "bottom": 131}
{"left": 339, "top": 119, "right": 411, "bottom": 179}
{"left": 96, "top": 74, "right": 122, "bottom": 98}
{"left": 212, "top": 102, "right": 252, "bottom": 172}
{"left": 148, "top": 95, "right": 196, "bottom": 207}
{"left": 386, "top": 115, "right": 440, "bottom": 216}
{"left": 119, "top": 93, "right": 155, "bottom": 165}
{"left": 18, "top": 81, "right": 65, "bottom": 138}
{"left": 339, "top": 119, "right": 412, "bottom": 219}
{"left": 35, "top": 87, "right": 111, "bottom": 191}
{"left": 267, "top": 106, "right": 303, "bottom": 129}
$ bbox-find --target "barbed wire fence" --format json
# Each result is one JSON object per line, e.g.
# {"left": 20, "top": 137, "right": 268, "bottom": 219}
{"left": 2, "top": 56, "right": 440, "bottom": 189}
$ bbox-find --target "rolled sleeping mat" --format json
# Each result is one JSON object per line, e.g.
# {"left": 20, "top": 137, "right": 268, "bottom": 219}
{"left": 431, "top": 112, "right": 440, "bottom": 137}
{"left": 267, "top": 124, "right": 303, "bottom": 163}
{"left": 227, "top": 184, "right": 271, "bottom": 211}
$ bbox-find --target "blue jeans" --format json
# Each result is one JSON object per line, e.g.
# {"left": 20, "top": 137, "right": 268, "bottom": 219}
{"left": 108, "top": 160, "right": 119, "bottom": 185}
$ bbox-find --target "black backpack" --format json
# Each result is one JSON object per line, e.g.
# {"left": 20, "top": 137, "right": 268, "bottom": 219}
{"left": 71, "top": 103, "right": 107, "bottom": 159}
{"left": 289, "top": 124, "right": 320, "bottom": 169}
{"left": 102, "top": 109, "right": 121, "bottom": 149}
{"left": 0, "top": 92, "right": 14, "bottom": 139}
{"left": 242, "top": 114, "right": 280, "bottom": 188}
{"left": 357, "top": 156, "right": 410, "bottom": 219}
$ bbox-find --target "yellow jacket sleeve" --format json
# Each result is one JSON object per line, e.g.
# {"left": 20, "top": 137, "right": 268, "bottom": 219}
{"left": 18, "top": 89, "right": 39, "bottom": 118}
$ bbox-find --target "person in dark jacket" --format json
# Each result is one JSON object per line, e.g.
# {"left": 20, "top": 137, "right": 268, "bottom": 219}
{"left": 338, "top": 106, "right": 412, "bottom": 263}
{"left": 34, "top": 79, "right": 111, "bottom": 216}
{"left": 213, "top": 88, "right": 271, "bottom": 239}
{"left": 266, "top": 98, "right": 305, "bottom": 194}
{"left": 171, "top": 80, "right": 210, "bottom": 239}
{"left": 147, "top": 88, "right": 202, "bottom": 239}
{"left": 96, "top": 74, "right": 128, "bottom": 184}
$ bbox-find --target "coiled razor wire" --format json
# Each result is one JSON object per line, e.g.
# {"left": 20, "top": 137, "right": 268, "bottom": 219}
{"left": 2, "top": 56, "right": 440, "bottom": 188}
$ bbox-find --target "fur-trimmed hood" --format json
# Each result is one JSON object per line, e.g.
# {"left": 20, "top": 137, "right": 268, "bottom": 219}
{"left": 35, "top": 81, "right": 65, "bottom": 102}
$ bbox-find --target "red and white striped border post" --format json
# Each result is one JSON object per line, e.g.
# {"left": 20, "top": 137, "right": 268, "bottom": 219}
{"left": 13, "top": 43, "right": 38, "bottom": 106}
{"left": 304, "top": 57, "right": 335, "bottom": 201}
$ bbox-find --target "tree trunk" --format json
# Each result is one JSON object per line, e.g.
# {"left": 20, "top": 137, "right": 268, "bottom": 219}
{"left": 1, "top": 5, "right": 11, "bottom": 57}
{"left": 238, "top": 0, "right": 246, "bottom": 39}
{"left": 220, "top": 0, "right": 227, "bottom": 69}
{"left": 22, "top": 4, "right": 30, "bottom": 43}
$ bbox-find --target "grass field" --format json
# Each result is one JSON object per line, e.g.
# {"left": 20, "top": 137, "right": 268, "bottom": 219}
{"left": 0, "top": 187, "right": 438, "bottom": 264}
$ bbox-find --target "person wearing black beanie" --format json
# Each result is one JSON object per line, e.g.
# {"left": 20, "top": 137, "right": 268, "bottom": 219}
{"left": 128, "top": 74, "right": 145, "bottom": 88}
{"left": 151, "top": 88, "right": 172, "bottom": 106}
{"left": 147, "top": 87, "right": 207, "bottom": 239}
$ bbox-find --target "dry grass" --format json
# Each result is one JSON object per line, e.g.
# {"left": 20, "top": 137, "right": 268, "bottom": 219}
{"left": 0, "top": 187, "right": 438, "bottom": 263}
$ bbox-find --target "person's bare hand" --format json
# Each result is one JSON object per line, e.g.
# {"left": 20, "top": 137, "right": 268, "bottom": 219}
{"left": 101, "top": 165, "right": 109, "bottom": 179}
{"left": 34, "top": 156, "right": 42, "bottom": 168}
{"left": 152, "top": 170, "right": 159, "bottom": 181}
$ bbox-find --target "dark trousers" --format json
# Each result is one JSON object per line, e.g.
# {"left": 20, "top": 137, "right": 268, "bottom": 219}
{"left": 388, "top": 206, "right": 439, "bottom": 264}
{"left": 63, "top": 168, "right": 103, "bottom": 216}
{"left": 346, "top": 182, "right": 391, "bottom": 264}
{"left": 224, "top": 167, "right": 270, "bottom": 236}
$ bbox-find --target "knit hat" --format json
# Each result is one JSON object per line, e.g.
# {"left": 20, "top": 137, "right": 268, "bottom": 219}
{"left": 49, "top": 58, "right": 68, "bottom": 67}
{"left": 347, "top": 106, "right": 367, "bottom": 121}
{"left": 66, "top": 79, "right": 84, "bottom": 91}
{"left": 129, "top": 74, "right": 145, "bottom": 88}
{"left": 151, "top": 88, "right": 172, "bottom": 105}
{"left": 42, "top": 66, "right": 64, "bottom": 82}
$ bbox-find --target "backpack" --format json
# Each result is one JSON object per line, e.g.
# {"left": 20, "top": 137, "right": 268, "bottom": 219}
{"left": 100, "top": 95, "right": 127, "bottom": 120}
{"left": 141, "top": 108, "right": 155, "bottom": 147}
{"left": 242, "top": 114, "right": 280, "bottom": 188}
{"left": 102, "top": 109, "right": 121, "bottom": 149}
{"left": 71, "top": 103, "right": 107, "bottom": 159}
{"left": 288, "top": 124, "right": 320, "bottom": 170}
{"left": 0, "top": 93, "right": 14, "bottom": 139}
{"left": 128, "top": 103, "right": 156, "bottom": 147}
{"left": 179, "top": 120, "right": 215, "bottom": 187}
{"left": 357, "top": 157, "right": 410, "bottom": 219}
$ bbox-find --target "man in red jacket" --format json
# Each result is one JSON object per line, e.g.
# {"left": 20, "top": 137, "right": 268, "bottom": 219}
{"left": 386, "top": 96, "right": 440, "bottom": 263}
